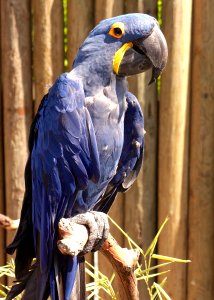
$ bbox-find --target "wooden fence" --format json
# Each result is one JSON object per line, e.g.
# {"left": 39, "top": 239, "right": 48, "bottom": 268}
{"left": 0, "top": 0, "right": 214, "bottom": 299}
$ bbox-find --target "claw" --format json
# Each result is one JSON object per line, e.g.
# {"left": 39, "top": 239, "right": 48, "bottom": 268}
{"left": 68, "top": 211, "right": 109, "bottom": 255}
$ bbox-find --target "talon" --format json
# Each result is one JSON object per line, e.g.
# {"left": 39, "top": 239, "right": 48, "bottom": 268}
{"left": 65, "top": 211, "right": 109, "bottom": 255}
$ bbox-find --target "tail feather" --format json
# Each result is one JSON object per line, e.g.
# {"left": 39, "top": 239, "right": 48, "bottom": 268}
{"left": 7, "top": 247, "right": 83, "bottom": 300}
{"left": 64, "top": 256, "right": 78, "bottom": 300}
{"left": 6, "top": 264, "right": 36, "bottom": 300}
{"left": 6, "top": 94, "right": 85, "bottom": 299}
{"left": 6, "top": 261, "right": 49, "bottom": 300}
{"left": 50, "top": 254, "right": 79, "bottom": 300}
{"left": 7, "top": 157, "right": 35, "bottom": 279}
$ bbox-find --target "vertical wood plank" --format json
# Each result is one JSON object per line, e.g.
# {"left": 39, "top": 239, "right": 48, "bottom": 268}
{"left": 67, "top": 0, "right": 94, "bottom": 68}
{"left": 51, "top": 1, "right": 64, "bottom": 78}
{"left": 158, "top": 1, "right": 192, "bottom": 299}
{"left": 188, "top": 0, "right": 214, "bottom": 298}
{"left": 0, "top": 0, "right": 6, "bottom": 279}
{"left": 95, "top": 0, "right": 124, "bottom": 24}
{"left": 125, "top": 0, "right": 158, "bottom": 251}
{"left": 138, "top": 0, "right": 158, "bottom": 253}
{"left": 32, "top": 0, "right": 64, "bottom": 112}
{"left": 94, "top": 2, "right": 125, "bottom": 298}
{"left": 1, "top": 0, "right": 32, "bottom": 246}
{"left": 124, "top": 1, "right": 158, "bottom": 298}
{"left": 124, "top": 0, "right": 143, "bottom": 13}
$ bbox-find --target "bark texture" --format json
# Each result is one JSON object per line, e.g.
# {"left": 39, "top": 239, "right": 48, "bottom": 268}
{"left": 32, "top": 0, "right": 64, "bottom": 112}
{"left": 158, "top": 1, "right": 192, "bottom": 299}
{"left": 188, "top": 0, "right": 214, "bottom": 298}
{"left": 1, "top": 0, "right": 32, "bottom": 249}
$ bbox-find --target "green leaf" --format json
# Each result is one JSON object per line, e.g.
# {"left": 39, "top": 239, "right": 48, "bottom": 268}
{"left": 107, "top": 215, "right": 145, "bottom": 256}
{"left": 137, "top": 269, "right": 170, "bottom": 281}
{"left": 145, "top": 217, "right": 169, "bottom": 257}
{"left": 152, "top": 254, "right": 191, "bottom": 263}
{"left": 85, "top": 261, "right": 116, "bottom": 299}
{"left": 135, "top": 261, "right": 172, "bottom": 277}
{"left": 153, "top": 282, "right": 171, "bottom": 300}
{"left": 154, "top": 284, "right": 163, "bottom": 300}
{"left": 151, "top": 277, "right": 168, "bottom": 300}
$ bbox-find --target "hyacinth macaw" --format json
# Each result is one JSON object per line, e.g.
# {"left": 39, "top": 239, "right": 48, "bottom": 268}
{"left": 6, "top": 13, "right": 167, "bottom": 300}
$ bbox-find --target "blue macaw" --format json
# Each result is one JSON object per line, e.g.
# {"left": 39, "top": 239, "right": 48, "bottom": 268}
{"left": 6, "top": 13, "right": 167, "bottom": 300}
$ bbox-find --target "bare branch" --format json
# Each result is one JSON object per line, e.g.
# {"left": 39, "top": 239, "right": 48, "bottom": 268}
{"left": 58, "top": 218, "right": 140, "bottom": 300}
{"left": 0, "top": 213, "right": 19, "bottom": 230}
{"left": 1, "top": 213, "right": 140, "bottom": 299}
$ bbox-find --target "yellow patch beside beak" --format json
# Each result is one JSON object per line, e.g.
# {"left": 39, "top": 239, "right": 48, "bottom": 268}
{"left": 113, "top": 42, "right": 133, "bottom": 75}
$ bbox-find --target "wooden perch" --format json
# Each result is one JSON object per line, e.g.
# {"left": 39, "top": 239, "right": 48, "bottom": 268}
{"left": 1, "top": 214, "right": 140, "bottom": 300}
{"left": 58, "top": 218, "right": 89, "bottom": 256}
{"left": 101, "top": 235, "right": 140, "bottom": 300}
{"left": 0, "top": 213, "right": 19, "bottom": 230}
{"left": 58, "top": 218, "right": 140, "bottom": 300}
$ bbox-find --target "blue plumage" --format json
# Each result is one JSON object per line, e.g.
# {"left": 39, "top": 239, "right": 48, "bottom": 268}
{"left": 6, "top": 13, "right": 168, "bottom": 300}
{"left": 30, "top": 75, "right": 103, "bottom": 299}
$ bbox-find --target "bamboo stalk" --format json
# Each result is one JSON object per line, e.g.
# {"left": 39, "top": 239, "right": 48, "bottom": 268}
{"left": 32, "top": 0, "right": 64, "bottom": 112}
{"left": 188, "top": 0, "right": 214, "bottom": 298}
{"left": 0, "top": 0, "right": 33, "bottom": 249}
{"left": 158, "top": 1, "right": 192, "bottom": 299}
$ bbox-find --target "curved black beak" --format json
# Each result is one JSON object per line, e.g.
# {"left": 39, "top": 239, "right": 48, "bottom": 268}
{"left": 138, "top": 24, "right": 168, "bottom": 84}
{"left": 118, "top": 24, "right": 168, "bottom": 84}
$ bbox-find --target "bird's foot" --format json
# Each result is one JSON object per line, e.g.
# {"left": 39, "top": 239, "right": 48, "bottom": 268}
{"left": 73, "top": 211, "right": 109, "bottom": 255}
{"left": 58, "top": 211, "right": 109, "bottom": 255}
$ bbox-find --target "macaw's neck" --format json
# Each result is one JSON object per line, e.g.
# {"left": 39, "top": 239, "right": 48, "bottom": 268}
{"left": 70, "top": 33, "right": 122, "bottom": 94}
{"left": 67, "top": 64, "right": 128, "bottom": 123}
{"left": 71, "top": 62, "right": 112, "bottom": 93}
{"left": 68, "top": 62, "right": 128, "bottom": 104}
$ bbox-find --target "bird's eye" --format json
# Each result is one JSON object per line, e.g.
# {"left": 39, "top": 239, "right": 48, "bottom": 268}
{"left": 108, "top": 22, "right": 125, "bottom": 39}
{"left": 114, "top": 27, "right": 122, "bottom": 36}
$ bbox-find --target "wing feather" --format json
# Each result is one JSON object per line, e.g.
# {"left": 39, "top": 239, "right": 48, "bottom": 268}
{"left": 31, "top": 74, "right": 100, "bottom": 273}
{"left": 96, "top": 92, "right": 144, "bottom": 213}
{"left": 8, "top": 74, "right": 100, "bottom": 299}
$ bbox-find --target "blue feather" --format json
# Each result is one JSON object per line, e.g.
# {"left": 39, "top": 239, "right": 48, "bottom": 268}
{"left": 94, "top": 92, "right": 145, "bottom": 212}
{"left": 30, "top": 74, "right": 101, "bottom": 294}
{"left": 6, "top": 13, "right": 162, "bottom": 300}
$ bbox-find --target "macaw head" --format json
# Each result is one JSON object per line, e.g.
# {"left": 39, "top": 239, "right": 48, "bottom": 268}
{"left": 73, "top": 13, "right": 168, "bottom": 84}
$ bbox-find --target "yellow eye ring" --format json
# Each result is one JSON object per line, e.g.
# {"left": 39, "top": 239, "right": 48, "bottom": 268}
{"left": 108, "top": 22, "right": 125, "bottom": 39}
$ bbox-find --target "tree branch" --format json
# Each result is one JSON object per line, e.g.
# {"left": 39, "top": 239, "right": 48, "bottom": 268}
{"left": 1, "top": 214, "right": 140, "bottom": 300}
{"left": 101, "top": 234, "right": 140, "bottom": 300}
{"left": 58, "top": 218, "right": 140, "bottom": 300}
{"left": 0, "top": 213, "right": 19, "bottom": 230}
